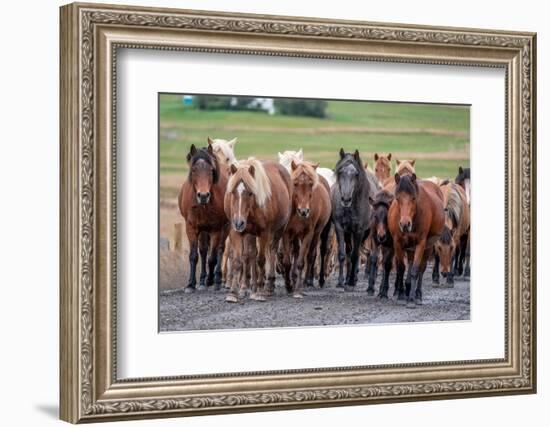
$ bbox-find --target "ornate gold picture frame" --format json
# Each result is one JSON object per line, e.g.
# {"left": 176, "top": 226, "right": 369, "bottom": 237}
{"left": 60, "top": 2, "right": 536, "bottom": 423}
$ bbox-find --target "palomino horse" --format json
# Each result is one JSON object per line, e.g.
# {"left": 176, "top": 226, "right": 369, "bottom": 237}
{"left": 207, "top": 136, "right": 238, "bottom": 168}
{"left": 281, "top": 161, "right": 331, "bottom": 298}
{"left": 433, "top": 182, "right": 470, "bottom": 286}
{"left": 278, "top": 149, "right": 336, "bottom": 187}
{"left": 332, "top": 148, "right": 373, "bottom": 289}
{"left": 178, "top": 144, "right": 228, "bottom": 292}
{"left": 388, "top": 173, "right": 445, "bottom": 307}
{"left": 367, "top": 189, "right": 395, "bottom": 298}
{"left": 454, "top": 166, "right": 471, "bottom": 277}
{"left": 224, "top": 158, "right": 292, "bottom": 302}
{"left": 373, "top": 153, "right": 392, "bottom": 183}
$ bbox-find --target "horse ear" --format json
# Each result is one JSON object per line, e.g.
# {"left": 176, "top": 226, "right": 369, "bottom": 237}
{"left": 297, "top": 148, "right": 303, "bottom": 159}
{"left": 290, "top": 160, "right": 298, "bottom": 171}
{"left": 368, "top": 196, "right": 375, "bottom": 206}
{"left": 411, "top": 173, "right": 417, "bottom": 183}
{"left": 339, "top": 148, "right": 345, "bottom": 159}
{"left": 207, "top": 143, "right": 214, "bottom": 155}
{"left": 230, "top": 164, "right": 238, "bottom": 175}
{"left": 207, "top": 137, "right": 214, "bottom": 146}
{"left": 248, "top": 164, "right": 255, "bottom": 177}
{"left": 411, "top": 160, "right": 416, "bottom": 167}
{"left": 396, "top": 159, "right": 401, "bottom": 166}
{"left": 278, "top": 152, "right": 283, "bottom": 161}
{"left": 311, "top": 162, "right": 319, "bottom": 170}
{"left": 353, "top": 150, "right": 361, "bottom": 163}
{"left": 458, "top": 166, "right": 464, "bottom": 174}
{"left": 187, "top": 144, "right": 197, "bottom": 162}
{"left": 394, "top": 173, "right": 400, "bottom": 184}
{"left": 387, "top": 153, "right": 392, "bottom": 161}
{"left": 228, "top": 137, "right": 237, "bottom": 148}
{"left": 374, "top": 153, "right": 379, "bottom": 161}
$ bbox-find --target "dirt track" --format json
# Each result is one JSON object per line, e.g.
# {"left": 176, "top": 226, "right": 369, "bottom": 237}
{"left": 159, "top": 264, "right": 470, "bottom": 332}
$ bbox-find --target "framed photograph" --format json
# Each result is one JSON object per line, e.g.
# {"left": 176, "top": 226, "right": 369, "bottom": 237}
{"left": 60, "top": 2, "right": 537, "bottom": 423}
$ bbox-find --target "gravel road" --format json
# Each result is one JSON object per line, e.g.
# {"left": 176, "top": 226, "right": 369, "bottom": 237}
{"left": 159, "top": 264, "right": 470, "bottom": 332}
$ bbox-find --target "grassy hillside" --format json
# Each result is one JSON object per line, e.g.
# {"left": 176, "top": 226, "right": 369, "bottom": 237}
{"left": 159, "top": 94, "right": 470, "bottom": 198}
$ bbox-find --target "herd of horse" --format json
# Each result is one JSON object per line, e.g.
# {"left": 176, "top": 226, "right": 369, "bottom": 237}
{"left": 178, "top": 137, "right": 471, "bottom": 308}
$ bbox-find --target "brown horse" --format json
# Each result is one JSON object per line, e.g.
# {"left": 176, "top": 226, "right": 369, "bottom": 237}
{"left": 178, "top": 144, "right": 229, "bottom": 292}
{"left": 282, "top": 161, "right": 331, "bottom": 298}
{"left": 373, "top": 153, "right": 392, "bottom": 183}
{"left": 433, "top": 182, "right": 470, "bottom": 286}
{"left": 224, "top": 158, "right": 292, "bottom": 302}
{"left": 388, "top": 173, "right": 445, "bottom": 307}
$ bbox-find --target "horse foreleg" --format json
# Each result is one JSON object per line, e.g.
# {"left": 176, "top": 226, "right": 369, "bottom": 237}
{"left": 266, "top": 231, "right": 283, "bottom": 296}
{"left": 221, "top": 236, "right": 230, "bottom": 288}
{"left": 432, "top": 249, "right": 440, "bottom": 286}
{"left": 242, "top": 235, "right": 256, "bottom": 299}
{"left": 405, "top": 251, "right": 414, "bottom": 297}
{"left": 198, "top": 232, "right": 209, "bottom": 290}
{"left": 207, "top": 231, "right": 221, "bottom": 289}
{"left": 294, "top": 232, "right": 314, "bottom": 299}
{"left": 407, "top": 238, "right": 427, "bottom": 308}
{"left": 281, "top": 232, "right": 293, "bottom": 294}
{"left": 346, "top": 232, "right": 363, "bottom": 290}
{"left": 366, "top": 242, "right": 378, "bottom": 295}
{"left": 334, "top": 224, "right": 346, "bottom": 288}
{"left": 415, "top": 249, "right": 431, "bottom": 304}
{"left": 318, "top": 221, "right": 331, "bottom": 288}
{"left": 254, "top": 233, "right": 269, "bottom": 302}
{"left": 225, "top": 231, "right": 243, "bottom": 303}
{"left": 394, "top": 244, "right": 406, "bottom": 303}
{"left": 378, "top": 246, "right": 393, "bottom": 299}
{"left": 184, "top": 225, "right": 199, "bottom": 293}
{"left": 464, "top": 232, "right": 471, "bottom": 278}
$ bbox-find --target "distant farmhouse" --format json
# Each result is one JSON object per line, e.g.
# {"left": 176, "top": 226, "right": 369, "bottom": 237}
{"left": 231, "top": 97, "right": 275, "bottom": 115}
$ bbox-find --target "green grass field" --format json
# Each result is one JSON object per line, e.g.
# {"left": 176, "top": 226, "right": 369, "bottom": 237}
{"left": 159, "top": 94, "right": 469, "bottom": 199}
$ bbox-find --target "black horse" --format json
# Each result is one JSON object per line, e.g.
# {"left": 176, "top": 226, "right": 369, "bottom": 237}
{"left": 331, "top": 148, "right": 373, "bottom": 290}
{"left": 366, "top": 189, "right": 395, "bottom": 298}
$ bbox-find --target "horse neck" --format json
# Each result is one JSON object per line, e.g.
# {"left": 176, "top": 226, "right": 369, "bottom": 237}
{"left": 353, "top": 170, "right": 370, "bottom": 202}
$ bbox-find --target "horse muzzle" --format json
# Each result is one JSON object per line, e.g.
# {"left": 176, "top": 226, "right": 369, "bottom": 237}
{"left": 297, "top": 208, "right": 310, "bottom": 218}
{"left": 233, "top": 219, "right": 246, "bottom": 233}
{"left": 399, "top": 220, "right": 412, "bottom": 233}
{"left": 196, "top": 191, "right": 211, "bottom": 205}
{"left": 340, "top": 197, "right": 352, "bottom": 208}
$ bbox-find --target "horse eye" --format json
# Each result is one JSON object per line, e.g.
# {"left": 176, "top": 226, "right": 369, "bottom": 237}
{"left": 248, "top": 191, "right": 253, "bottom": 197}
{"left": 226, "top": 158, "right": 230, "bottom": 162}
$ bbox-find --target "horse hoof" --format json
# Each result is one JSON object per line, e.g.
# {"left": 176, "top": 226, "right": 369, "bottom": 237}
{"left": 415, "top": 298, "right": 423, "bottom": 306}
{"left": 432, "top": 282, "right": 441, "bottom": 288}
{"left": 238, "top": 290, "right": 248, "bottom": 299}
{"left": 344, "top": 285, "right": 355, "bottom": 292}
{"left": 293, "top": 293, "right": 304, "bottom": 299}
{"left": 198, "top": 285, "right": 207, "bottom": 291}
{"left": 366, "top": 289, "right": 375, "bottom": 296}
{"left": 406, "top": 300, "right": 417, "bottom": 309}
{"left": 255, "top": 294, "right": 267, "bottom": 302}
{"left": 184, "top": 286, "right": 195, "bottom": 294}
{"left": 377, "top": 293, "right": 388, "bottom": 300}
{"left": 336, "top": 282, "right": 344, "bottom": 289}
{"left": 225, "top": 294, "right": 238, "bottom": 303}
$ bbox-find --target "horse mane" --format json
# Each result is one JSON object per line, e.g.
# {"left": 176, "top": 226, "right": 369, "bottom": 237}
{"left": 365, "top": 168, "right": 381, "bottom": 192}
{"left": 187, "top": 147, "right": 220, "bottom": 184}
{"left": 209, "top": 138, "right": 237, "bottom": 166}
{"left": 395, "top": 174, "right": 418, "bottom": 197}
{"left": 227, "top": 157, "right": 272, "bottom": 208}
{"left": 278, "top": 150, "right": 303, "bottom": 171}
{"left": 372, "top": 189, "right": 394, "bottom": 208}
{"left": 291, "top": 161, "right": 319, "bottom": 189}
{"left": 440, "top": 225, "right": 453, "bottom": 244}
{"left": 443, "top": 183, "right": 463, "bottom": 228}
{"left": 396, "top": 160, "right": 415, "bottom": 176}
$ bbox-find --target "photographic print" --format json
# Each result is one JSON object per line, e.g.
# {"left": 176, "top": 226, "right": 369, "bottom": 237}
{"left": 159, "top": 94, "right": 471, "bottom": 332}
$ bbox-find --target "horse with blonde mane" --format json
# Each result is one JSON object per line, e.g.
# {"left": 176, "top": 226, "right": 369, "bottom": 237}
{"left": 373, "top": 153, "right": 392, "bottom": 183}
{"left": 382, "top": 158, "right": 415, "bottom": 188}
{"left": 281, "top": 161, "right": 331, "bottom": 298}
{"left": 278, "top": 149, "right": 336, "bottom": 187}
{"left": 207, "top": 136, "right": 238, "bottom": 168}
{"left": 224, "top": 158, "right": 292, "bottom": 302}
{"left": 433, "top": 182, "right": 470, "bottom": 286}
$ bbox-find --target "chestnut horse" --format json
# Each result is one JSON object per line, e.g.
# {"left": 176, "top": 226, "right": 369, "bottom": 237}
{"left": 388, "top": 173, "right": 445, "bottom": 307}
{"left": 278, "top": 149, "right": 336, "bottom": 187}
{"left": 224, "top": 158, "right": 292, "bottom": 302}
{"left": 366, "top": 189, "right": 395, "bottom": 298}
{"left": 282, "top": 161, "right": 331, "bottom": 298}
{"left": 178, "top": 144, "right": 229, "bottom": 292}
{"left": 433, "top": 182, "right": 470, "bottom": 286}
{"left": 373, "top": 153, "right": 392, "bottom": 183}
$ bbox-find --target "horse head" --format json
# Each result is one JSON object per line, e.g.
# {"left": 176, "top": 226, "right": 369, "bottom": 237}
{"left": 395, "top": 158, "right": 416, "bottom": 176}
{"left": 207, "top": 136, "right": 238, "bottom": 168}
{"left": 455, "top": 166, "right": 471, "bottom": 205}
{"left": 226, "top": 159, "right": 271, "bottom": 233}
{"left": 278, "top": 149, "right": 304, "bottom": 172}
{"left": 368, "top": 190, "right": 394, "bottom": 244}
{"left": 435, "top": 226, "right": 456, "bottom": 276}
{"left": 335, "top": 148, "right": 364, "bottom": 208}
{"left": 290, "top": 160, "right": 319, "bottom": 219}
{"left": 394, "top": 173, "right": 419, "bottom": 233}
{"left": 373, "top": 153, "right": 392, "bottom": 183}
{"left": 187, "top": 144, "right": 220, "bottom": 205}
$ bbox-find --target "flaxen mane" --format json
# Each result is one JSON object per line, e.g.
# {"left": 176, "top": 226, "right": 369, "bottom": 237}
{"left": 227, "top": 157, "right": 272, "bottom": 208}
{"left": 443, "top": 182, "right": 463, "bottom": 229}
{"left": 291, "top": 161, "right": 319, "bottom": 189}
{"left": 396, "top": 159, "right": 416, "bottom": 176}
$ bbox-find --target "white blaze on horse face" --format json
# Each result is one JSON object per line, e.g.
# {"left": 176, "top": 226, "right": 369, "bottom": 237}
{"left": 464, "top": 178, "right": 471, "bottom": 205}
{"left": 237, "top": 182, "right": 245, "bottom": 218}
